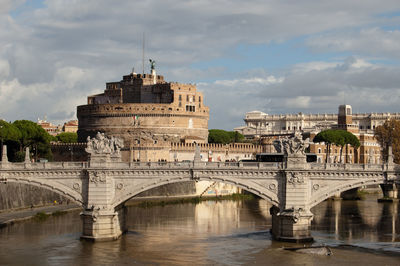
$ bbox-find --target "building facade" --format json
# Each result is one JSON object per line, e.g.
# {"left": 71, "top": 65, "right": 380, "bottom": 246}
{"left": 241, "top": 105, "right": 383, "bottom": 164}
{"left": 37, "top": 119, "right": 78, "bottom": 136}
{"left": 77, "top": 67, "right": 210, "bottom": 161}
{"left": 235, "top": 109, "right": 400, "bottom": 138}
{"left": 37, "top": 118, "right": 62, "bottom": 136}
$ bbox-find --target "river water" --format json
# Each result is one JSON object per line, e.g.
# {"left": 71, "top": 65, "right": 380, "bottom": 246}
{"left": 0, "top": 195, "right": 399, "bottom": 265}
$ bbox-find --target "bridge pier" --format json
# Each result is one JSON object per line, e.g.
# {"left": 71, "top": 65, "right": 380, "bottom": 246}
{"left": 270, "top": 206, "right": 313, "bottom": 242}
{"left": 378, "top": 184, "right": 399, "bottom": 202}
{"left": 270, "top": 152, "right": 314, "bottom": 243}
{"left": 81, "top": 206, "right": 126, "bottom": 241}
{"left": 81, "top": 139, "right": 126, "bottom": 241}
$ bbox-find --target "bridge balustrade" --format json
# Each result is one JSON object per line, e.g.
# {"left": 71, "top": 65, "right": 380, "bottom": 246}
{"left": 1, "top": 161, "right": 89, "bottom": 170}
{"left": 309, "top": 163, "right": 385, "bottom": 171}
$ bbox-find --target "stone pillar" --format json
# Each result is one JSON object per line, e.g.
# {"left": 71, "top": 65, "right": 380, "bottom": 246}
{"left": 270, "top": 206, "right": 313, "bottom": 243}
{"left": 81, "top": 163, "right": 126, "bottom": 241}
{"left": 24, "top": 147, "right": 31, "bottom": 167}
{"left": 88, "top": 153, "right": 111, "bottom": 168}
{"left": 270, "top": 155, "right": 314, "bottom": 242}
{"left": 270, "top": 133, "right": 315, "bottom": 242}
{"left": 81, "top": 206, "right": 126, "bottom": 242}
{"left": 1, "top": 145, "right": 8, "bottom": 162}
{"left": 332, "top": 192, "right": 342, "bottom": 200}
{"left": 1, "top": 145, "right": 9, "bottom": 169}
{"left": 378, "top": 184, "right": 399, "bottom": 202}
{"left": 24, "top": 147, "right": 30, "bottom": 163}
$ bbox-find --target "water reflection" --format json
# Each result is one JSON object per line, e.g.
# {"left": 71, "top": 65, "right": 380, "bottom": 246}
{"left": 0, "top": 196, "right": 398, "bottom": 265}
{"left": 312, "top": 195, "right": 400, "bottom": 243}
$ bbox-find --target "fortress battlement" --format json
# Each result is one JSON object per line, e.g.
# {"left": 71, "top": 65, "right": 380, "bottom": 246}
{"left": 77, "top": 103, "right": 209, "bottom": 117}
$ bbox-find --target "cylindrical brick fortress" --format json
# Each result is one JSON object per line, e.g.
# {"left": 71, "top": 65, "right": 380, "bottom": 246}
{"left": 77, "top": 71, "right": 209, "bottom": 153}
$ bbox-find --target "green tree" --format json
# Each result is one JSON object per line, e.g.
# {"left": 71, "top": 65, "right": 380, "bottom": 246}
{"left": 12, "top": 120, "right": 53, "bottom": 162}
{"left": 314, "top": 130, "right": 338, "bottom": 163}
{"left": 313, "top": 129, "right": 360, "bottom": 163}
{"left": 0, "top": 120, "right": 21, "bottom": 160}
{"left": 334, "top": 130, "right": 360, "bottom": 163}
{"left": 374, "top": 119, "right": 400, "bottom": 163}
{"left": 208, "top": 129, "right": 245, "bottom": 144}
{"left": 56, "top": 132, "right": 78, "bottom": 143}
{"left": 229, "top": 131, "right": 245, "bottom": 143}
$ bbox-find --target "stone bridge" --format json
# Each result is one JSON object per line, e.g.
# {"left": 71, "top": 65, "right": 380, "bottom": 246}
{"left": 0, "top": 138, "right": 399, "bottom": 243}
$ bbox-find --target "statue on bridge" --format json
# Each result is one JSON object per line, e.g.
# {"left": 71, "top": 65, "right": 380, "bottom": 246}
{"left": 273, "top": 132, "right": 310, "bottom": 156}
{"left": 86, "top": 132, "right": 124, "bottom": 156}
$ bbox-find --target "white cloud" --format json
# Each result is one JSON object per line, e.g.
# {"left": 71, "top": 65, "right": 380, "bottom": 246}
{"left": 214, "top": 76, "right": 283, "bottom": 87}
{"left": 307, "top": 27, "right": 400, "bottom": 59}
{"left": 0, "top": 0, "right": 25, "bottom": 14}
{"left": 0, "top": 59, "right": 10, "bottom": 79}
{"left": 203, "top": 57, "right": 400, "bottom": 129}
{"left": 1, "top": 0, "right": 400, "bottom": 130}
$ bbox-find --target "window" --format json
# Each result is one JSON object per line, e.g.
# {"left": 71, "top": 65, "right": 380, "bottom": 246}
{"left": 318, "top": 148, "right": 321, "bottom": 154}
{"left": 186, "top": 105, "right": 196, "bottom": 112}
{"left": 199, "top": 96, "right": 201, "bottom": 102}
{"left": 179, "top": 95, "right": 182, "bottom": 101}
{"left": 186, "top": 95, "right": 189, "bottom": 101}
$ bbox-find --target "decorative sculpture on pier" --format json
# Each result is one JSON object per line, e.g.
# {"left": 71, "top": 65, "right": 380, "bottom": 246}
{"left": 273, "top": 132, "right": 310, "bottom": 156}
{"left": 86, "top": 132, "right": 124, "bottom": 156}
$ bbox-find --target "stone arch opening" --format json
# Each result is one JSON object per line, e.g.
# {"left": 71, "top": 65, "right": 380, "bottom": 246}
{"left": 309, "top": 179, "right": 384, "bottom": 209}
{"left": 112, "top": 177, "right": 280, "bottom": 210}
{"left": 2, "top": 178, "right": 84, "bottom": 207}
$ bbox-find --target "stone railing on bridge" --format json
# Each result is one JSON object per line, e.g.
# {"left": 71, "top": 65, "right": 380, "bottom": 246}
{"left": 1, "top": 160, "right": 282, "bottom": 170}
{"left": 309, "top": 163, "right": 387, "bottom": 171}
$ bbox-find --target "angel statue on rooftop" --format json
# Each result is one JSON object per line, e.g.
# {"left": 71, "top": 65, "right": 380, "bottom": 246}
{"left": 149, "top": 59, "right": 155, "bottom": 70}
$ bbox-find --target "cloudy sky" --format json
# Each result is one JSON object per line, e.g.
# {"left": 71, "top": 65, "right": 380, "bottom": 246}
{"left": 1, "top": 0, "right": 400, "bottom": 130}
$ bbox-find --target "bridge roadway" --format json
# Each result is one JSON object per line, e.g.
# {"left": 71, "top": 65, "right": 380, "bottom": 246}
{"left": 0, "top": 147, "right": 399, "bottom": 242}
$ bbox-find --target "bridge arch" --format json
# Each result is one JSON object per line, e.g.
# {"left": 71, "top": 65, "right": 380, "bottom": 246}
{"left": 309, "top": 178, "right": 384, "bottom": 209}
{"left": 112, "top": 175, "right": 280, "bottom": 209}
{"left": 4, "top": 176, "right": 84, "bottom": 206}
